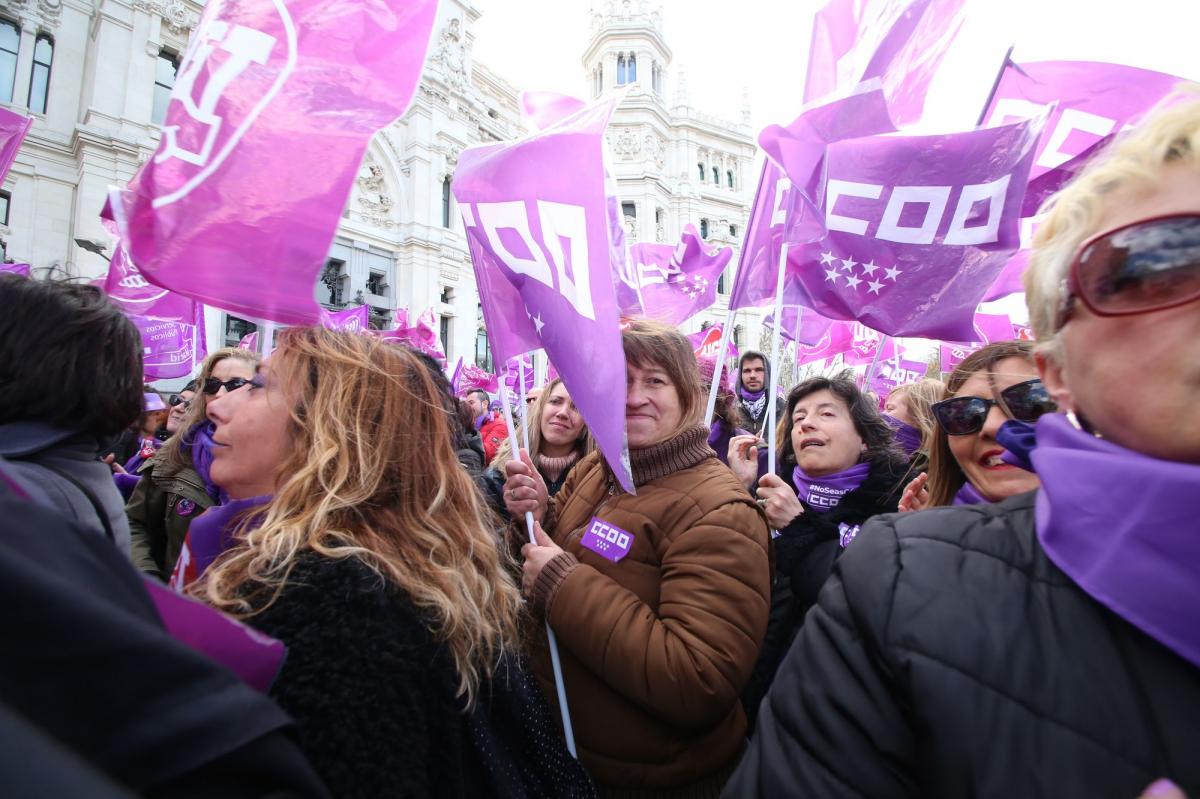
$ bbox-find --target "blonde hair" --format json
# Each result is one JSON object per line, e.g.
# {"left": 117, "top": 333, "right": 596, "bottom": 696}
{"left": 1026, "top": 89, "right": 1200, "bottom": 345}
{"left": 159, "top": 347, "right": 260, "bottom": 473}
{"left": 490, "top": 377, "right": 592, "bottom": 472}
{"left": 621, "top": 318, "right": 704, "bottom": 434}
{"left": 887, "top": 378, "right": 944, "bottom": 453}
{"left": 197, "top": 328, "right": 523, "bottom": 704}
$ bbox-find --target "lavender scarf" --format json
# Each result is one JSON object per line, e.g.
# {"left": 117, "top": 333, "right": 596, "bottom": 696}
{"left": 884, "top": 414, "right": 923, "bottom": 458}
{"left": 792, "top": 462, "right": 871, "bottom": 513}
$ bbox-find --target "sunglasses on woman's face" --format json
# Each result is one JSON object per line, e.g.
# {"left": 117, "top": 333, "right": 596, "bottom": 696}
{"left": 1057, "top": 214, "right": 1200, "bottom": 330}
{"left": 932, "top": 379, "right": 1056, "bottom": 437}
{"left": 202, "top": 377, "right": 253, "bottom": 396}
{"left": 168, "top": 394, "right": 191, "bottom": 408}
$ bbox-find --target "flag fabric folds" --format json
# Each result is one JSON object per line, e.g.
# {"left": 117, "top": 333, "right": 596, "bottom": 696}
{"left": 620, "top": 224, "right": 731, "bottom": 325}
{"left": 0, "top": 106, "right": 31, "bottom": 185}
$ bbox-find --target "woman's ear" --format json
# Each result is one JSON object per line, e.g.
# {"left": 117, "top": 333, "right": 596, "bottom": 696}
{"left": 1035, "top": 348, "right": 1074, "bottom": 413}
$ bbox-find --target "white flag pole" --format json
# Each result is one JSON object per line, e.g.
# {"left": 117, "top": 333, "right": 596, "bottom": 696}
{"left": 499, "top": 373, "right": 577, "bottom": 758}
{"left": 259, "top": 321, "right": 275, "bottom": 357}
{"left": 703, "top": 307, "right": 737, "bottom": 425}
{"left": 791, "top": 306, "right": 804, "bottom": 385}
{"left": 766, "top": 239, "right": 788, "bottom": 478}
{"left": 864, "top": 334, "right": 889, "bottom": 391}
{"left": 517, "top": 358, "right": 531, "bottom": 452}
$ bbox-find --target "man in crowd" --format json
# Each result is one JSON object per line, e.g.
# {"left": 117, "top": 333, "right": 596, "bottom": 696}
{"left": 465, "top": 388, "right": 508, "bottom": 463}
{"left": 735, "top": 351, "right": 781, "bottom": 436}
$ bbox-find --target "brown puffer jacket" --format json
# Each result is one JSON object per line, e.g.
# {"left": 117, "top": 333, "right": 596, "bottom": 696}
{"left": 527, "top": 423, "right": 771, "bottom": 797}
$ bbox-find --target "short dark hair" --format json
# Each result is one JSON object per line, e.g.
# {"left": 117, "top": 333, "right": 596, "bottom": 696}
{"left": 467, "top": 388, "right": 490, "bottom": 406}
{"left": 0, "top": 275, "right": 143, "bottom": 439}
{"left": 739, "top": 351, "right": 767, "bottom": 370}
{"left": 776, "top": 373, "right": 901, "bottom": 469}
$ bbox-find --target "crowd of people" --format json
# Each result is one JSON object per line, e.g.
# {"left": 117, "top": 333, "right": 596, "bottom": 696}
{"left": 0, "top": 98, "right": 1196, "bottom": 799}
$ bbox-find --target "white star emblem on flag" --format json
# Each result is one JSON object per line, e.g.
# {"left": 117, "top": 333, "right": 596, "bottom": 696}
{"left": 824, "top": 267, "right": 841, "bottom": 283}
{"left": 819, "top": 251, "right": 837, "bottom": 266}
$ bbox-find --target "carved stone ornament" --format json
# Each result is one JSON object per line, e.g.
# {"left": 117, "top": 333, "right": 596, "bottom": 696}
{"left": 134, "top": 0, "right": 198, "bottom": 36}
{"left": 7, "top": 0, "right": 62, "bottom": 31}
{"left": 624, "top": 215, "right": 638, "bottom": 242}
{"left": 434, "top": 18, "right": 468, "bottom": 91}
{"left": 643, "top": 133, "right": 665, "bottom": 169}
{"left": 355, "top": 155, "right": 395, "bottom": 228}
{"left": 612, "top": 127, "right": 640, "bottom": 159}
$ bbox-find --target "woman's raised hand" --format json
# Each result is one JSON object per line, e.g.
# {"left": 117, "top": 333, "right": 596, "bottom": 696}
{"left": 503, "top": 448, "right": 549, "bottom": 524}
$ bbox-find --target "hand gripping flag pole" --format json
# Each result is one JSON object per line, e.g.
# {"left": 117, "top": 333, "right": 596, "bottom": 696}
{"left": 499, "top": 372, "right": 578, "bottom": 758}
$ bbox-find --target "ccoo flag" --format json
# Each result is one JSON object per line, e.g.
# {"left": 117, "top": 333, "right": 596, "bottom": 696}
{"left": 619, "top": 224, "right": 732, "bottom": 325}
{"left": 453, "top": 94, "right": 634, "bottom": 492}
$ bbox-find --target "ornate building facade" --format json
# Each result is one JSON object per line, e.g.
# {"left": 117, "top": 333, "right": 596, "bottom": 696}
{"left": 0, "top": 0, "right": 764, "bottom": 375}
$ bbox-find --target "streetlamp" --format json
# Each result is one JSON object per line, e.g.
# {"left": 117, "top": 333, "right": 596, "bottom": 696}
{"left": 74, "top": 238, "right": 111, "bottom": 262}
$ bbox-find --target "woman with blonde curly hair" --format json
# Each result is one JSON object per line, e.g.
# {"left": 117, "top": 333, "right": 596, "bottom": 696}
{"left": 127, "top": 346, "right": 259, "bottom": 578}
{"left": 198, "top": 328, "right": 590, "bottom": 798}
{"left": 728, "top": 94, "right": 1200, "bottom": 798}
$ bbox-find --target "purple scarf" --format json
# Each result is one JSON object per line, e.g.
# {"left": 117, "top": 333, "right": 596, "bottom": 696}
{"left": 952, "top": 480, "right": 988, "bottom": 505}
{"left": 792, "top": 461, "right": 871, "bottom": 513}
{"left": 173, "top": 495, "right": 271, "bottom": 589}
{"left": 188, "top": 422, "right": 227, "bottom": 504}
{"left": 1033, "top": 413, "right": 1200, "bottom": 670}
{"left": 884, "top": 414, "right": 923, "bottom": 458}
{"left": 737, "top": 386, "right": 766, "bottom": 402}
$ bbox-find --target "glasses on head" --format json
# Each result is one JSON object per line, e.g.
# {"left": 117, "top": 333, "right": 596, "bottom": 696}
{"left": 1056, "top": 213, "right": 1200, "bottom": 330}
{"left": 932, "top": 379, "right": 1056, "bottom": 437}
{"left": 168, "top": 394, "right": 192, "bottom": 409}
{"left": 202, "top": 377, "right": 253, "bottom": 396}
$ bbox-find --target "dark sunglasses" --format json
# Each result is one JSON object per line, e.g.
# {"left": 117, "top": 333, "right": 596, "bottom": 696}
{"left": 202, "top": 377, "right": 253, "bottom": 396}
{"left": 932, "top": 379, "right": 1056, "bottom": 436}
{"left": 168, "top": 394, "right": 191, "bottom": 408}
{"left": 1057, "top": 213, "right": 1200, "bottom": 330}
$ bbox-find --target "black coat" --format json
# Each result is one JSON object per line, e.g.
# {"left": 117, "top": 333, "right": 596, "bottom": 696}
{"left": 727, "top": 492, "right": 1200, "bottom": 798}
{"left": 742, "top": 456, "right": 905, "bottom": 723}
{"left": 248, "top": 553, "right": 592, "bottom": 799}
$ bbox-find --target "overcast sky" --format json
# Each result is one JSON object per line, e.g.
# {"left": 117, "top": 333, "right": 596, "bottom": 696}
{"left": 473, "top": 0, "right": 1200, "bottom": 135}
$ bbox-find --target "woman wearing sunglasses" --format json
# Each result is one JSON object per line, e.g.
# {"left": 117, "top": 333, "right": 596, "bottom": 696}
{"left": 896, "top": 341, "right": 1052, "bottom": 511}
{"left": 726, "top": 98, "right": 1200, "bottom": 797}
{"left": 126, "top": 348, "right": 260, "bottom": 579}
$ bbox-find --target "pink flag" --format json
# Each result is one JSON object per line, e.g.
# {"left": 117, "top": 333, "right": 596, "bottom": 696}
{"left": 776, "top": 115, "right": 1045, "bottom": 341}
{"left": 688, "top": 327, "right": 739, "bottom": 390}
{"left": 319, "top": 304, "right": 368, "bottom": 333}
{"left": 136, "top": 315, "right": 200, "bottom": 380}
{"left": 0, "top": 263, "right": 30, "bottom": 277}
{"left": 763, "top": 306, "right": 837, "bottom": 347}
{"left": 109, "top": 0, "right": 438, "bottom": 326}
{"left": 805, "top": 0, "right": 966, "bottom": 124}
{"left": 0, "top": 106, "right": 32, "bottom": 184}
{"left": 238, "top": 330, "right": 258, "bottom": 352}
{"left": 797, "top": 320, "right": 856, "bottom": 366}
{"left": 939, "top": 311, "right": 1014, "bottom": 371}
{"left": 841, "top": 323, "right": 897, "bottom": 366}
{"left": 501, "top": 353, "right": 534, "bottom": 395}
{"left": 381, "top": 308, "right": 445, "bottom": 365}
{"left": 620, "top": 224, "right": 731, "bottom": 325}
{"left": 102, "top": 220, "right": 195, "bottom": 323}
{"left": 454, "top": 94, "right": 634, "bottom": 492}
{"left": 457, "top": 363, "right": 499, "bottom": 396}
{"left": 868, "top": 355, "right": 931, "bottom": 400}
{"left": 983, "top": 59, "right": 1186, "bottom": 184}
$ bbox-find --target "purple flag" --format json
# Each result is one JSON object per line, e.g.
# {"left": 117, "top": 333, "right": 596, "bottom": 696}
{"left": 109, "top": 0, "right": 437, "bottom": 326}
{"left": 319, "top": 304, "right": 368, "bottom": 332}
{"left": 454, "top": 94, "right": 634, "bottom": 492}
{"left": 502, "top": 353, "right": 534, "bottom": 395}
{"left": 868, "top": 355, "right": 931, "bottom": 399}
{"left": 984, "top": 59, "right": 1186, "bottom": 184}
{"left": 102, "top": 220, "right": 196, "bottom": 323}
{"left": 0, "top": 263, "right": 30, "bottom": 277}
{"left": 0, "top": 106, "right": 31, "bottom": 185}
{"left": 805, "top": 0, "right": 965, "bottom": 125}
{"left": 136, "top": 315, "right": 200, "bottom": 380}
{"left": 381, "top": 308, "right": 446, "bottom": 365}
{"left": 841, "top": 323, "right": 897, "bottom": 366}
{"left": 459, "top": 363, "right": 499, "bottom": 395}
{"left": 143, "top": 577, "right": 284, "bottom": 693}
{"left": 939, "top": 311, "right": 1014, "bottom": 371}
{"left": 762, "top": 306, "right": 837, "bottom": 346}
{"left": 777, "top": 115, "right": 1044, "bottom": 340}
{"left": 620, "top": 224, "right": 731, "bottom": 325}
{"left": 521, "top": 91, "right": 586, "bottom": 131}
{"left": 238, "top": 330, "right": 258, "bottom": 351}
{"left": 688, "top": 326, "right": 740, "bottom": 363}
{"left": 797, "top": 320, "right": 856, "bottom": 366}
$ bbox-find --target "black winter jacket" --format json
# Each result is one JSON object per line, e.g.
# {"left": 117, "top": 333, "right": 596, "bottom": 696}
{"left": 248, "top": 553, "right": 592, "bottom": 799}
{"left": 742, "top": 456, "right": 904, "bottom": 722}
{"left": 726, "top": 492, "right": 1200, "bottom": 798}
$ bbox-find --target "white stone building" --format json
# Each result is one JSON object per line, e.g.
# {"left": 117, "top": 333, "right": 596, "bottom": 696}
{"left": 0, "top": 0, "right": 764, "bottom": 375}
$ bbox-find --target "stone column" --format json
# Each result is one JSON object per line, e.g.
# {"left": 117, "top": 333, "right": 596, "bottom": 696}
{"left": 11, "top": 24, "right": 36, "bottom": 109}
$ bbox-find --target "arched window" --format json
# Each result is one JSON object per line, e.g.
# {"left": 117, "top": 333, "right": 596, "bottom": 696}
{"left": 712, "top": 167, "right": 720, "bottom": 184}
{"left": 152, "top": 50, "right": 180, "bottom": 125}
{"left": 441, "top": 176, "right": 452, "bottom": 228}
{"left": 718, "top": 272, "right": 726, "bottom": 295}
{"left": 700, "top": 218, "right": 709, "bottom": 238}
{"left": 727, "top": 170, "right": 734, "bottom": 189}
{"left": 730, "top": 224, "right": 738, "bottom": 238}
{"left": 617, "top": 54, "right": 626, "bottom": 86}
{"left": 28, "top": 34, "right": 52, "bottom": 114}
{"left": 628, "top": 53, "right": 636, "bottom": 83}
{"left": 697, "top": 162, "right": 705, "bottom": 181}
{"left": 0, "top": 20, "right": 17, "bottom": 104}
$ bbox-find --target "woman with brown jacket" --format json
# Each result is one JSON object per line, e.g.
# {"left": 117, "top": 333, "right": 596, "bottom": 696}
{"left": 504, "top": 319, "right": 772, "bottom": 797}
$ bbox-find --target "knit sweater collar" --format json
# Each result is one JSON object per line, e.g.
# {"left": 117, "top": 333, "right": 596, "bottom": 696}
{"left": 626, "top": 423, "right": 714, "bottom": 487}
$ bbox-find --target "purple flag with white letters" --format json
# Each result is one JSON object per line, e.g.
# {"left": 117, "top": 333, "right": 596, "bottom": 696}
{"left": 0, "top": 106, "right": 31, "bottom": 185}
{"left": 457, "top": 363, "right": 499, "bottom": 396}
{"left": 109, "top": 0, "right": 438, "bottom": 325}
{"left": 779, "top": 115, "right": 1044, "bottom": 341}
{"left": 0, "top": 263, "right": 30, "bottom": 277}
{"left": 454, "top": 95, "right": 634, "bottom": 492}
{"left": 620, "top": 224, "right": 731, "bottom": 325}
{"left": 102, "top": 220, "right": 196, "bottom": 323}
{"left": 868, "top": 355, "right": 931, "bottom": 399}
{"left": 319, "top": 304, "right": 368, "bottom": 333}
{"left": 502, "top": 353, "right": 535, "bottom": 395}
{"left": 840, "top": 323, "right": 897, "bottom": 366}
{"left": 797, "top": 320, "right": 856, "bottom": 366}
{"left": 939, "top": 311, "right": 1014, "bottom": 371}
{"left": 136, "top": 315, "right": 200, "bottom": 380}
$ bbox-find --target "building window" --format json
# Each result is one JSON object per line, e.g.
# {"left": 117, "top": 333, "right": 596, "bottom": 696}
{"left": 366, "top": 270, "right": 385, "bottom": 296}
{"left": 152, "top": 50, "right": 179, "bottom": 125}
{"left": 440, "top": 285, "right": 455, "bottom": 304}
{"left": 727, "top": 170, "right": 735, "bottom": 189}
{"left": 733, "top": 325, "right": 743, "bottom": 349}
{"left": 0, "top": 190, "right": 9, "bottom": 226}
{"left": 0, "top": 20, "right": 17, "bottom": 104}
{"left": 441, "top": 176, "right": 452, "bottom": 228}
{"left": 320, "top": 258, "right": 345, "bottom": 305}
{"left": 224, "top": 315, "right": 257, "bottom": 348}
{"left": 617, "top": 54, "right": 626, "bottom": 86}
{"left": 729, "top": 224, "right": 738, "bottom": 238}
{"left": 700, "top": 219, "right": 709, "bottom": 238}
{"left": 439, "top": 314, "right": 451, "bottom": 356}
{"left": 697, "top": 162, "right": 705, "bottom": 181}
{"left": 628, "top": 53, "right": 636, "bottom": 83}
{"left": 712, "top": 167, "right": 720, "bottom": 185}
{"left": 651, "top": 62, "right": 662, "bottom": 94}
{"left": 718, "top": 272, "right": 726, "bottom": 294}
{"left": 28, "top": 34, "right": 52, "bottom": 114}
{"left": 475, "top": 303, "right": 493, "bottom": 371}
{"left": 621, "top": 201, "right": 636, "bottom": 219}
